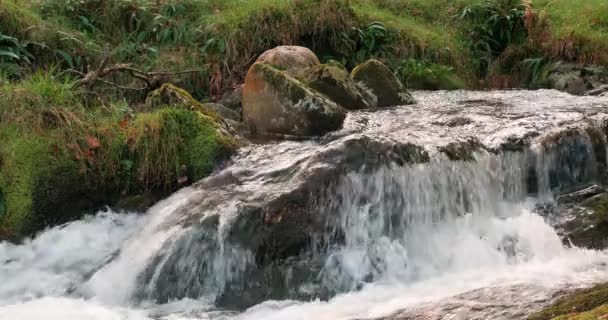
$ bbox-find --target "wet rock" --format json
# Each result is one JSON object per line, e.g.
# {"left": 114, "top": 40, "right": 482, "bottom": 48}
{"left": 438, "top": 139, "right": 484, "bottom": 161}
{"left": 242, "top": 63, "right": 346, "bottom": 137}
{"left": 254, "top": 45, "right": 320, "bottom": 71}
{"left": 546, "top": 62, "right": 608, "bottom": 95}
{"left": 203, "top": 103, "right": 241, "bottom": 122}
{"left": 219, "top": 86, "right": 243, "bottom": 113}
{"left": 557, "top": 185, "right": 605, "bottom": 205}
{"left": 351, "top": 59, "right": 415, "bottom": 107}
{"left": 558, "top": 192, "right": 608, "bottom": 249}
{"left": 293, "top": 64, "right": 375, "bottom": 110}
{"left": 586, "top": 84, "right": 608, "bottom": 96}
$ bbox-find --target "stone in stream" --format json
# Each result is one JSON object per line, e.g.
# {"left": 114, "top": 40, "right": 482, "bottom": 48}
{"left": 546, "top": 62, "right": 608, "bottom": 95}
{"left": 351, "top": 59, "right": 416, "bottom": 107}
{"left": 242, "top": 62, "right": 347, "bottom": 137}
{"left": 293, "top": 64, "right": 376, "bottom": 110}
{"left": 254, "top": 45, "right": 320, "bottom": 71}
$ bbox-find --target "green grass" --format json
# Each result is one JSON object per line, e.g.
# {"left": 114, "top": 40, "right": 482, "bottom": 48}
{"left": 533, "top": 0, "right": 608, "bottom": 65}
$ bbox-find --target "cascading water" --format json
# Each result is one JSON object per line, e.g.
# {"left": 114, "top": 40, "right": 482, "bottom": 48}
{"left": 2, "top": 90, "right": 608, "bottom": 320}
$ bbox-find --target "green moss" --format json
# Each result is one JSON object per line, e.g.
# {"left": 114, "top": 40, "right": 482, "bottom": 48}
{"left": 529, "top": 283, "right": 608, "bottom": 320}
{"left": 0, "top": 189, "right": 6, "bottom": 220}
{"left": 552, "top": 304, "right": 608, "bottom": 320}
{"left": 566, "top": 193, "right": 608, "bottom": 249}
{"left": 145, "top": 83, "right": 221, "bottom": 119}
{"left": 0, "top": 128, "right": 84, "bottom": 239}
{"left": 127, "top": 107, "right": 233, "bottom": 190}
{"left": 294, "top": 64, "right": 373, "bottom": 109}
{"left": 352, "top": 59, "right": 415, "bottom": 106}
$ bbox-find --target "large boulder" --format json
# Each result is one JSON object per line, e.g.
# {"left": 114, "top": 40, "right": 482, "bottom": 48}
{"left": 294, "top": 64, "right": 376, "bottom": 110}
{"left": 254, "top": 46, "right": 320, "bottom": 71}
{"left": 242, "top": 63, "right": 346, "bottom": 137}
{"left": 351, "top": 59, "right": 416, "bottom": 107}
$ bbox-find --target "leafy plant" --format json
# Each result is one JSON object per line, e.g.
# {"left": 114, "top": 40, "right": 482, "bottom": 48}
{"left": 396, "top": 59, "right": 464, "bottom": 90}
{"left": 148, "top": 2, "right": 201, "bottom": 46}
{"left": 519, "top": 57, "right": 549, "bottom": 88}
{"left": 340, "top": 21, "right": 390, "bottom": 67}
{"left": 0, "top": 33, "right": 35, "bottom": 78}
{"left": 459, "top": 0, "right": 530, "bottom": 76}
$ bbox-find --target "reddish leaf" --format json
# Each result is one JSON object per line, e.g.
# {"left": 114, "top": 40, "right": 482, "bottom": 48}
{"left": 119, "top": 118, "right": 129, "bottom": 129}
{"left": 86, "top": 136, "right": 101, "bottom": 149}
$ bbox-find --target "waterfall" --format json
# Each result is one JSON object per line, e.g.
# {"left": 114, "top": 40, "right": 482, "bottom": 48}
{"left": 2, "top": 90, "right": 608, "bottom": 320}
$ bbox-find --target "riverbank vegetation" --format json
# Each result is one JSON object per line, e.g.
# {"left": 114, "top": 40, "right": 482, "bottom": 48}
{"left": 1, "top": 0, "right": 607, "bottom": 239}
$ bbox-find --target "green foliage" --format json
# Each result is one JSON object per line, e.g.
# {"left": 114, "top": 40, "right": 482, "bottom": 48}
{"left": 339, "top": 21, "right": 390, "bottom": 68}
{"left": 0, "top": 71, "right": 83, "bottom": 131}
{"left": 0, "top": 33, "right": 34, "bottom": 78}
{"left": 518, "top": 57, "right": 550, "bottom": 88}
{"left": 396, "top": 59, "right": 465, "bottom": 90}
{"left": 459, "top": 0, "right": 529, "bottom": 76}
{"left": 533, "top": 0, "right": 608, "bottom": 64}
{"left": 528, "top": 283, "right": 608, "bottom": 320}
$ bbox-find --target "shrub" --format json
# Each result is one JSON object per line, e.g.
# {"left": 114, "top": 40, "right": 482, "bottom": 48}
{"left": 459, "top": 0, "right": 530, "bottom": 76}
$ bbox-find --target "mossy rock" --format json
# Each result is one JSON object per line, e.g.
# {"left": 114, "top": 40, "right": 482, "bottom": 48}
{"left": 145, "top": 84, "right": 218, "bottom": 117}
{"left": 565, "top": 193, "right": 608, "bottom": 249}
{"left": 293, "top": 64, "right": 375, "bottom": 110}
{"left": 125, "top": 108, "right": 236, "bottom": 191}
{"left": 0, "top": 107, "right": 236, "bottom": 240}
{"left": 325, "top": 60, "right": 347, "bottom": 71}
{"left": 351, "top": 59, "right": 416, "bottom": 107}
{"left": 528, "top": 283, "right": 608, "bottom": 320}
{"left": 0, "top": 130, "right": 92, "bottom": 239}
{"left": 242, "top": 63, "right": 346, "bottom": 137}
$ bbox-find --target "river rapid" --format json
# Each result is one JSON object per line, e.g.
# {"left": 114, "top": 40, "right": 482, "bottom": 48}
{"left": 2, "top": 90, "right": 608, "bottom": 320}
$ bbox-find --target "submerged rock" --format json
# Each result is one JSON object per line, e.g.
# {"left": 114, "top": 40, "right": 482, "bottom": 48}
{"left": 242, "top": 63, "right": 347, "bottom": 137}
{"left": 254, "top": 45, "right": 320, "bottom": 71}
{"left": 351, "top": 59, "right": 415, "bottom": 107}
{"left": 294, "top": 64, "right": 375, "bottom": 110}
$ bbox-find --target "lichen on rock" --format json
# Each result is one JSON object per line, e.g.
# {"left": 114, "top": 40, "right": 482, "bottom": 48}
{"left": 242, "top": 62, "right": 347, "bottom": 137}
{"left": 293, "top": 64, "right": 375, "bottom": 110}
{"left": 351, "top": 59, "right": 416, "bottom": 107}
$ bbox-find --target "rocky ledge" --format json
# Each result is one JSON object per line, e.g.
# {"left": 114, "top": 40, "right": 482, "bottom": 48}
{"left": 133, "top": 90, "right": 608, "bottom": 309}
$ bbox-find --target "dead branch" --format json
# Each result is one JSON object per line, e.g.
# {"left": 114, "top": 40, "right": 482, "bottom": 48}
{"left": 73, "top": 46, "right": 207, "bottom": 92}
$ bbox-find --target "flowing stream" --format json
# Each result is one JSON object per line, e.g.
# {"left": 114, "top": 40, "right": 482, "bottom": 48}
{"left": 2, "top": 90, "right": 608, "bottom": 320}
